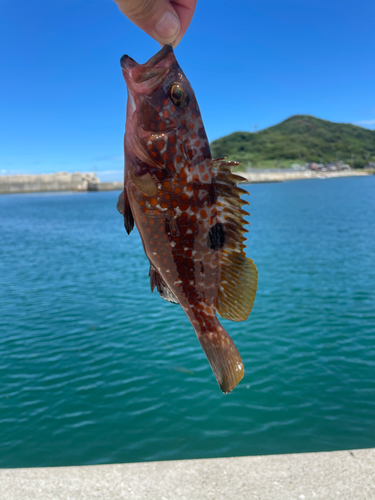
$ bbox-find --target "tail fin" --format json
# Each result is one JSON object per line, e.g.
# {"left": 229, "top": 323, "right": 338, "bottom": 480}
{"left": 198, "top": 327, "right": 244, "bottom": 394}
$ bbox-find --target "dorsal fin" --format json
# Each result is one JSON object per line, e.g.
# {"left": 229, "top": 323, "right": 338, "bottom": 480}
{"left": 117, "top": 189, "right": 134, "bottom": 234}
{"left": 149, "top": 265, "right": 179, "bottom": 304}
{"left": 212, "top": 158, "right": 258, "bottom": 322}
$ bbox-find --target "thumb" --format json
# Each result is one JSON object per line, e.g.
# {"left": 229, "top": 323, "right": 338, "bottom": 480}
{"left": 115, "top": 0, "right": 180, "bottom": 46}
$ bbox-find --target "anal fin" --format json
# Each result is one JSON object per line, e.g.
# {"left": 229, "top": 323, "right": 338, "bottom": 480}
{"left": 117, "top": 190, "right": 134, "bottom": 234}
{"left": 149, "top": 265, "right": 179, "bottom": 304}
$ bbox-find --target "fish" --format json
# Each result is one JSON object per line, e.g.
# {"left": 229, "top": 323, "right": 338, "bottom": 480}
{"left": 118, "top": 45, "right": 257, "bottom": 393}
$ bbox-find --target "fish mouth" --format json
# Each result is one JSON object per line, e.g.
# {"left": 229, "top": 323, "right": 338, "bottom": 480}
{"left": 146, "top": 44, "right": 174, "bottom": 67}
{"left": 120, "top": 45, "right": 175, "bottom": 91}
{"left": 120, "top": 45, "right": 173, "bottom": 71}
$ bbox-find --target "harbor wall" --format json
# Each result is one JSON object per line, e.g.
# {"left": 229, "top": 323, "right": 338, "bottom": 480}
{"left": 0, "top": 172, "right": 100, "bottom": 194}
{"left": 88, "top": 181, "right": 123, "bottom": 191}
{"left": 0, "top": 169, "right": 370, "bottom": 195}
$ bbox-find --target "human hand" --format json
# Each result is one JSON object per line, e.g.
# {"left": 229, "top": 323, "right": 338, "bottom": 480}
{"left": 114, "top": 0, "right": 197, "bottom": 47}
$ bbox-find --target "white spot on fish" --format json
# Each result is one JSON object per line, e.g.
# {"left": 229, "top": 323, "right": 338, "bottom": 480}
{"left": 128, "top": 92, "right": 136, "bottom": 113}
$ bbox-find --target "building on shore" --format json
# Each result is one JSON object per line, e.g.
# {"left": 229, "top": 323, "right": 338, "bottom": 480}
{"left": 306, "top": 161, "right": 350, "bottom": 172}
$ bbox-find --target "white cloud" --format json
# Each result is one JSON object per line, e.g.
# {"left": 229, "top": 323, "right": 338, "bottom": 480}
{"left": 97, "top": 169, "right": 123, "bottom": 182}
{"left": 95, "top": 169, "right": 123, "bottom": 174}
{"left": 95, "top": 155, "right": 123, "bottom": 162}
{"left": 354, "top": 119, "right": 375, "bottom": 127}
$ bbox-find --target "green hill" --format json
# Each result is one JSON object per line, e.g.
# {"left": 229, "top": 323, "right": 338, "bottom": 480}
{"left": 210, "top": 115, "right": 375, "bottom": 169}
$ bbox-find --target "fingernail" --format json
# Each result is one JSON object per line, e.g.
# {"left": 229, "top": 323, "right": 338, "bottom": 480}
{"left": 154, "top": 11, "right": 180, "bottom": 40}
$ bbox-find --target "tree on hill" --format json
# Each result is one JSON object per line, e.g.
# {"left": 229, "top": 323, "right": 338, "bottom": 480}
{"left": 210, "top": 115, "right": 375, "bottom": 169}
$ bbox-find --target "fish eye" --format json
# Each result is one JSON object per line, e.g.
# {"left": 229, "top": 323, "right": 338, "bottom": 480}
{"left": 170, "top": 83, "right": 189, "bottom": 107}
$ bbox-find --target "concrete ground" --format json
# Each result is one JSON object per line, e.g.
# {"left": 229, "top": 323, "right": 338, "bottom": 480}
{"left": 1, "top": 448, "right": 374, "bottom": 500}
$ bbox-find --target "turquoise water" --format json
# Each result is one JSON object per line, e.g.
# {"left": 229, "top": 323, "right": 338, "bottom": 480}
{"left": 1, "top": 176, "right": 375, "bottom": 468}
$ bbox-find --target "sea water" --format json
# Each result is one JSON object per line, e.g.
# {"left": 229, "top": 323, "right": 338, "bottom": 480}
{"left": 0, "top": 176, "right": 374, "bottom": 468}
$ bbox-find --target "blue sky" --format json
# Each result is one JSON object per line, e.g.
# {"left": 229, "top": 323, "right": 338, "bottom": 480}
{"left": 1, "top": 0, "right": 374, "bottom": 180}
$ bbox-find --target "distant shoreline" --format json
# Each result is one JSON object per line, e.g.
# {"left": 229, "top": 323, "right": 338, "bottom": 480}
{"left": 239, "top": 169, "right": 370, "bottom": 184}
{"left": 0, "top": 169, "right": 371, "bottom": 195}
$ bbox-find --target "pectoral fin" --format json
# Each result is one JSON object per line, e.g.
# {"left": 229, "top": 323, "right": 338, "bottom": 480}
{"left": 129, "top": 170, "right": 158, "bottom": 196}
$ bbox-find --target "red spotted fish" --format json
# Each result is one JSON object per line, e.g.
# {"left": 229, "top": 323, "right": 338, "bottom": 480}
{"left": 118, "top": 45, "right": 257, "bottom": 393}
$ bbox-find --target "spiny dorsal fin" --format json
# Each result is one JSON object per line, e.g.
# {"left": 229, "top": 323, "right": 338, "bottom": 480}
{"left": 117, "top": 189, "right": 134, "bottom": 234}
{"left": 149, "top": 265, "right": 179, "bottom": 304}
{"left": 212, "top": 158, "right": 258, "bottom": 322}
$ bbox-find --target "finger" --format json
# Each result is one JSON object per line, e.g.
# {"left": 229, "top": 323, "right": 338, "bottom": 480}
{"left": 114, "top": 0, "right": 181, "bottom": 46}
{"left": 170, "top": 0, "right": 197, "bottom": 46}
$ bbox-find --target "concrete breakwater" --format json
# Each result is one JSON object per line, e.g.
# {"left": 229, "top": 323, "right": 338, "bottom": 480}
{"left": 0, "top": 169, "right": 369, "bottom": 195}
{"left": 0, "top": 172, "right": 101, "bottom": 194}
{"left": 88, "top": 180, "right": 124, "bottom": 191}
